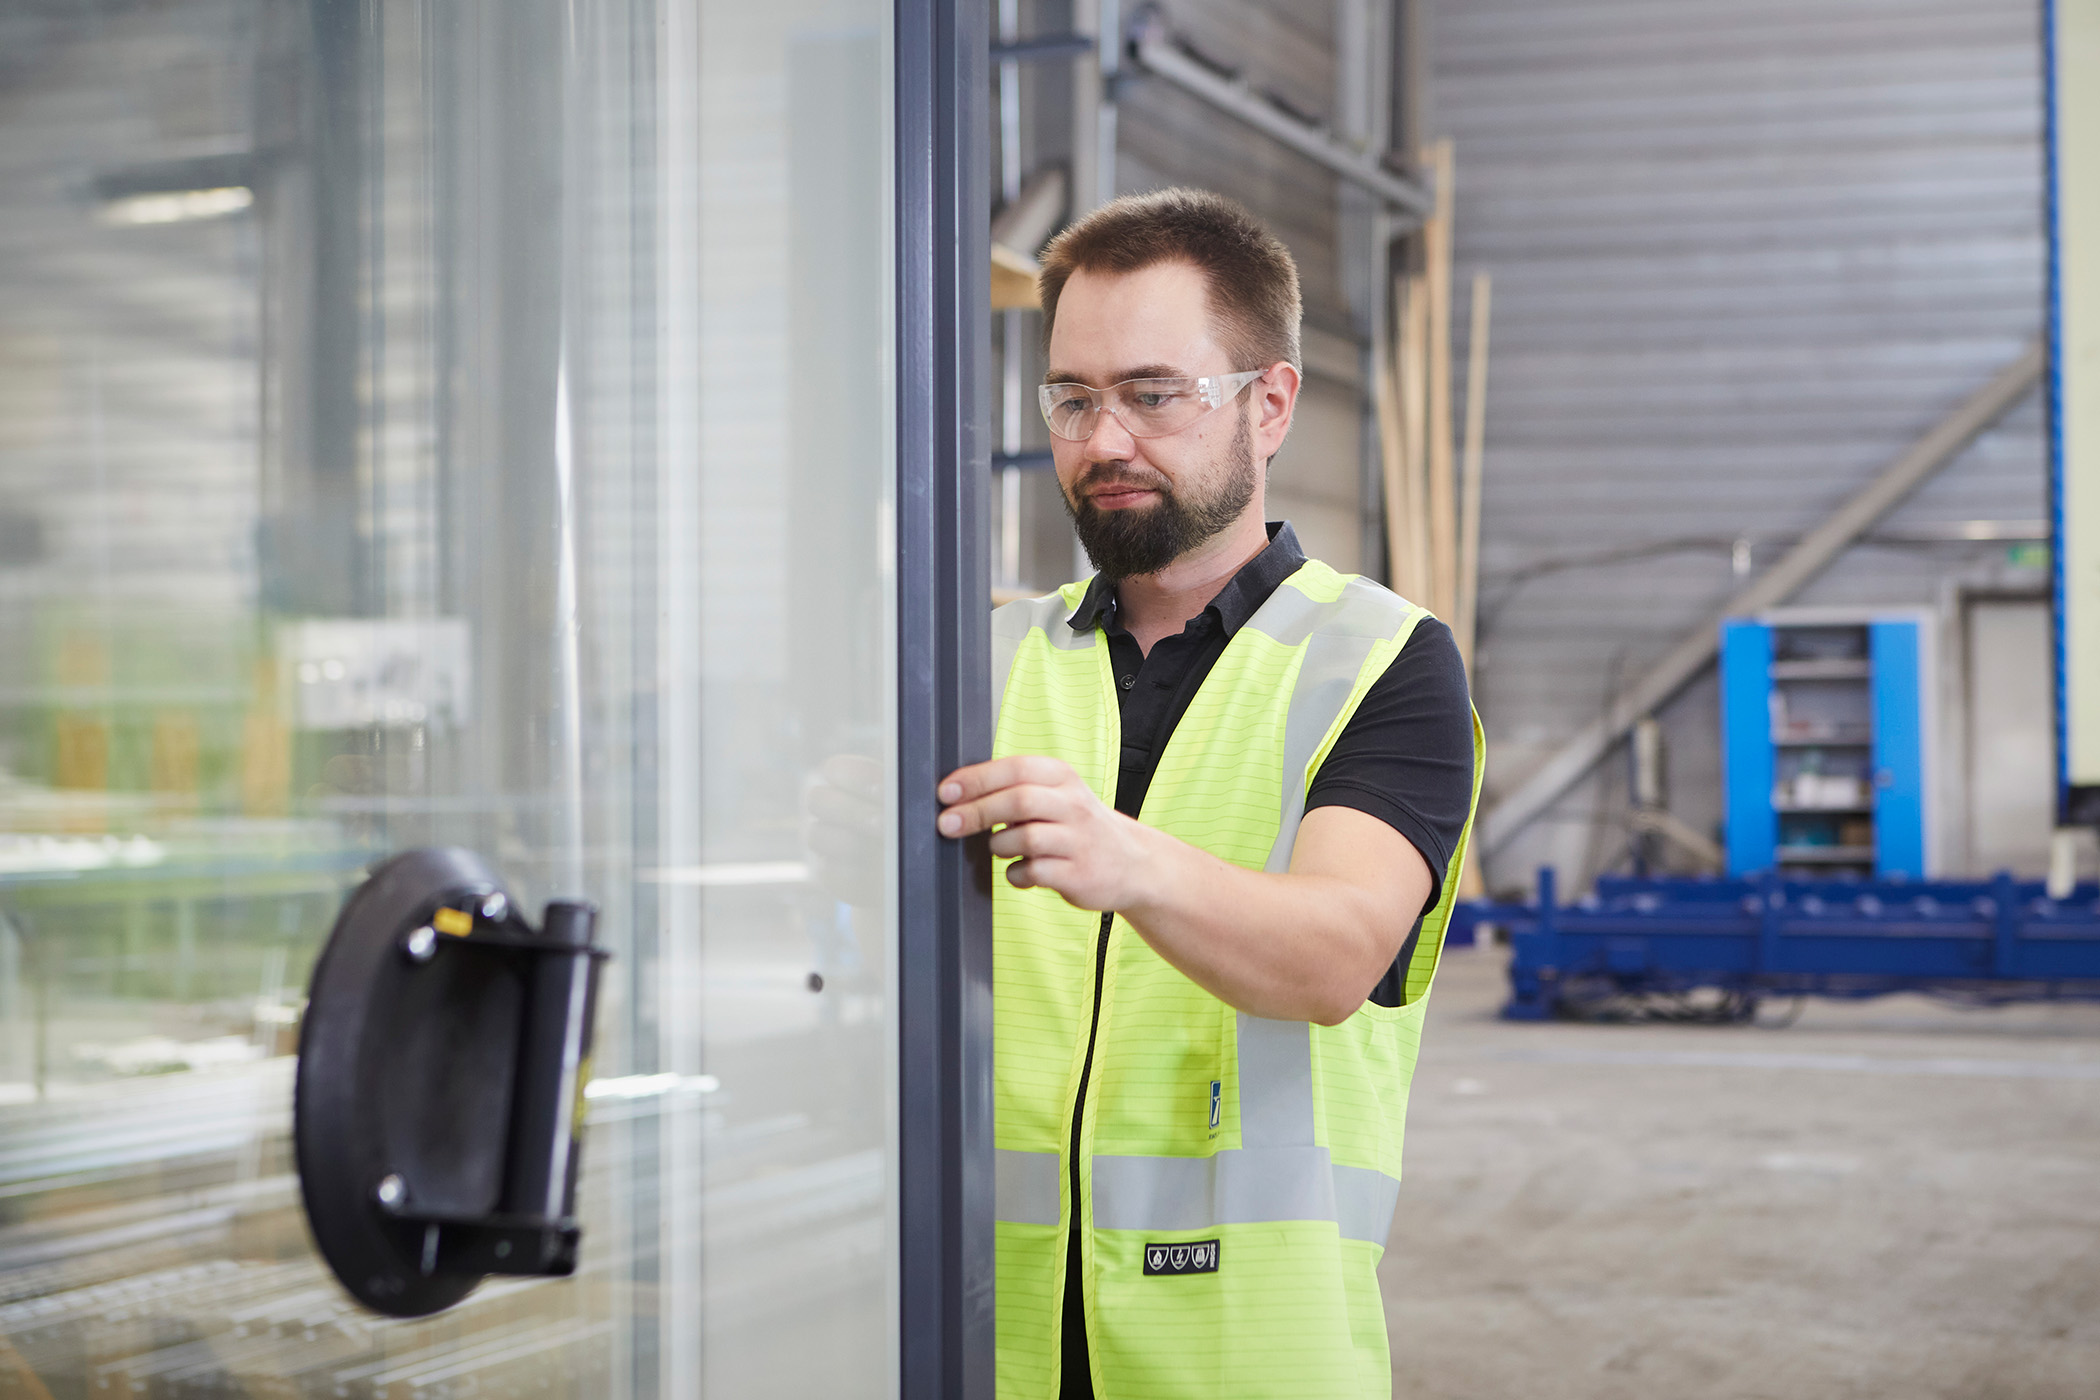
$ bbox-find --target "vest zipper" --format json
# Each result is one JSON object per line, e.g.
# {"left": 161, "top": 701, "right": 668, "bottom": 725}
{"left": 1069, "top": 909, "right": 1114, "bottom": 1248}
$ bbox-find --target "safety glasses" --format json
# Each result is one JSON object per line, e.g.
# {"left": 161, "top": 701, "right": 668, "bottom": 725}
{"left": 1036, "top": 368, "right": 1267, "bottom": 442}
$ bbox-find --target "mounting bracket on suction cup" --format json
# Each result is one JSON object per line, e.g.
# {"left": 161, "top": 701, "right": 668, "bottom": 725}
{"left": 294, "top": 847, "right": 609, "bottom": 1318}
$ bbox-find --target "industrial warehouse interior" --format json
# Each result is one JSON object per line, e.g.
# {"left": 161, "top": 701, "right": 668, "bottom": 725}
{"left": 0, "top": 0, "right": 2093, "bottom": 1397}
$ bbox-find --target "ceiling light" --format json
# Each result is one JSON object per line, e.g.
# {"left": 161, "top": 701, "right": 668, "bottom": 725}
{"left": 98, "top": 184, "right": 253, "bottom": 226}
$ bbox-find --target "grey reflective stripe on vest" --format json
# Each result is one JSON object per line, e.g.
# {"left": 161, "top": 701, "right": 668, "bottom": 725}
{"left": 1229, "top": 573, "right": 1419, "bottom": 1242}
{"left": 1236, "top": 1011, "right": 1316, "bottom": 1146}
{"left": 1245, "top": 574, "right": 1424, "bottom": 877}
{"left": 995, "top": 1148, "right": 1063, "bottom": 1226}
{"left": 1331, "top": 1162, "right": 1404, "bottom": 1246}
{"left": 1091, "top": 1151, "right": 1399, "bottom": 1245}
{"left": 991, "top": 587, "right": 1097, "bottom": 738}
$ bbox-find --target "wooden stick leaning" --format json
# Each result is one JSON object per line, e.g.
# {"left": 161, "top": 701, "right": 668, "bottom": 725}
{"left": 1454, "top": 270, "right": 1492, "bottom": 903}
{"left": 1422, "top": 140, "right": 1458, "bottom": 623}
{"left": 1456, "top": 271, "right": 1492, "bottom": 675}
{"left": 1374, "top": 282, "right": 1411, "bottom": 602}
{"left": 1399, "top": 272, "right": 1433, "bottom": 605}
{"left": 1369, "top": 279, "right": 1402, "bottom": 596}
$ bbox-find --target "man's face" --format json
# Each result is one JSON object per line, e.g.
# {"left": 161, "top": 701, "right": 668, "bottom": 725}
{"left": 1044, "top": 261, "right": 1284, "bottom": 579}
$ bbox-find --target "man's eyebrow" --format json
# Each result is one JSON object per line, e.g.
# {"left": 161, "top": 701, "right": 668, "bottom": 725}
{"left": 1041, "top": 363, "right": 1189, "bottom": 386}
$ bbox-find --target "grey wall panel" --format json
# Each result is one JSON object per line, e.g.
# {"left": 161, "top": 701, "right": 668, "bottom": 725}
{"left": 1966, "top": 599, "right": 2055, "bottom": 874}
{"left": 1430, "top": 0, "right": 2049, "bottom": 886}
{"left": 1272, "top": 374, "right": 1366, "bottom": 571}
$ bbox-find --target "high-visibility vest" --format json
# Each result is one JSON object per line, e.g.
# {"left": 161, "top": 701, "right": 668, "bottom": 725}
{"left": 990, "top": 558, "right": 1484, "bottom": 1400}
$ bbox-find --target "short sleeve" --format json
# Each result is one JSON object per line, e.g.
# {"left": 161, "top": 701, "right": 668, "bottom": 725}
{"left": 1304, "top": 616, "right": 1476, "bottom": 909}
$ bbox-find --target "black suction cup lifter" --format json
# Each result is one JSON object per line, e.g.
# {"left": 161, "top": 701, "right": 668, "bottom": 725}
{"left": 294, "top": 847, "right": 610, "bottom": 1318}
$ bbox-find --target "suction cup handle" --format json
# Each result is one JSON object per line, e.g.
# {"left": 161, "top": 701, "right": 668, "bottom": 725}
{"left": 294, "top": 849, "right": 612, "bottom": 1318}
{"left": 502, "top": 900, "right": 601, "bottom": 1234}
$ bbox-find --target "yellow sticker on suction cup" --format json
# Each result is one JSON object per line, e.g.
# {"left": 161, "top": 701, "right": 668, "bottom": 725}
{"left": 432, "top": 907, "right": 474, "bottom": 936}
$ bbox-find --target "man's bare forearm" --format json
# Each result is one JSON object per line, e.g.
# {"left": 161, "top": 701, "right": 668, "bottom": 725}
{"left": 1108, "top": 806, "right": 1429, "bottom": 1024}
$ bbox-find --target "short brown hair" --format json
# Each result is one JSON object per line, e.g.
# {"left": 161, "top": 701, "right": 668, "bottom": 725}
{"left": 1036, "top": 187, "right": 1302, "bottom": 372}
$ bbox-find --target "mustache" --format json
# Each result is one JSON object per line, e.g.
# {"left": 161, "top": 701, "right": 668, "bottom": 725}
{"left": 1072, "top": 462, "right": 1172, "bottom": 497}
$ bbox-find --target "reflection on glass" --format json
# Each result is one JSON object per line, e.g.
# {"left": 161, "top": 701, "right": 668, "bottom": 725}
{"left": 0, "top": 1, "right": 895, "bottom": 1396}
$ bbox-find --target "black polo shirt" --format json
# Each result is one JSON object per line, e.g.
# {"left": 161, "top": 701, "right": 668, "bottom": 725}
{"left": 1056, "top": 521, "right": 1476, "bottom": 1400}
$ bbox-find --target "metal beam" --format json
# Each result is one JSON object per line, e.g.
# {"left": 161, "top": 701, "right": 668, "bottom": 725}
{"left": 1478, "top": 341, "right": 2046, "bottom": 856}
{"left": 1128, "top": 29, "right": 1432, "bottom": 221}
{"left": 992, "top": 449, "right": 1054, "bottom": 470}
{"left": 895, "top": 0, "right": 995, "bottom": 1391}
{"left": 990, "top": 32, "right": 1095, "bottom": 62}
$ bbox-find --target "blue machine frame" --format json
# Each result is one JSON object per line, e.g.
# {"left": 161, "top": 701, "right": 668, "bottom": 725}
{"left": 1451, "top": 869, "right": 2100, "bottom": 1020}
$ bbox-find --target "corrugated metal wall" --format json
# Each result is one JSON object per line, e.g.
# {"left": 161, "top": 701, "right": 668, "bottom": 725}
{"left": 1429, "top": 0, "right": 2052, "bottom": 887}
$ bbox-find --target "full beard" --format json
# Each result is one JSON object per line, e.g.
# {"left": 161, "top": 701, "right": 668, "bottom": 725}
{"left": 1063, "top": 410, "right": 1258, "bottom": 580}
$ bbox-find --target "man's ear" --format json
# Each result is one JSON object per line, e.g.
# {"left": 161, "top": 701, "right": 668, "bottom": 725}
{"left": 1253, "top": 362, "right": 1301, "bottom": 460}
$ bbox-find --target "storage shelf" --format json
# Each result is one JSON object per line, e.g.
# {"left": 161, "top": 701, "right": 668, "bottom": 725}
{"left": 1776, "top": 845, "right": 1876, "bottom": 863}
{"left": 1727, "top": 612, "right": 1928, "bottom": 881}
{"left": 1770, "top": 659, "right": 1870, "bottom": 680}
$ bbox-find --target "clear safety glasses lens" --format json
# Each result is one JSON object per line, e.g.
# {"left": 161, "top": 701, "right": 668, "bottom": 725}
{"left": 1037, "top": 369, "right": 1266, "bottom": 442}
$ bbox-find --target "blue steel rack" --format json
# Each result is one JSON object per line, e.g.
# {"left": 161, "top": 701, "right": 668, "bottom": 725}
{"left": 1448, "top": 869, "right": 2100, "bottom": 1020}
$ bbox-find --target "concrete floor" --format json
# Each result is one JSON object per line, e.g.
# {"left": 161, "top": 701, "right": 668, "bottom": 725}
{"left": 1381, "top": 943, "right": 2100, "bottom": 1400}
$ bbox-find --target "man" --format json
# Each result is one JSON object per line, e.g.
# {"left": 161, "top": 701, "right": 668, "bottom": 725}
{"left": 938, "top": 188, "right": 1482, "bottom": 1399}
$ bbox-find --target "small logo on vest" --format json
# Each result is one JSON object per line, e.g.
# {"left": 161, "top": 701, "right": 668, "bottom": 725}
{"left": 1143, "top": 1240, "right": 1220, "bottom": 1276}
{"left": 1208, "top": 1080, "right": 1221, "bottom": 1129}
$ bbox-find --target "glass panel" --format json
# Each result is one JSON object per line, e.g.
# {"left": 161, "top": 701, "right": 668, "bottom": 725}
{"left": 0, "top": 2, "right": 896, "bottom": 1396}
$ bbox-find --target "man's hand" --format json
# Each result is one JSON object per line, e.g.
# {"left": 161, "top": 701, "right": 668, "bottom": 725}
{"left": 937, "top": 756, "right": 1162, "bottom": 912}
{"left": 936, "top": 755, "right": 1436, "bottom": 1024}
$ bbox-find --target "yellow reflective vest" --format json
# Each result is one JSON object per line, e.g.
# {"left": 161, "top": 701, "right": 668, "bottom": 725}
{"left": 990, "top": 558, "right": 1484, "bottom": 1400}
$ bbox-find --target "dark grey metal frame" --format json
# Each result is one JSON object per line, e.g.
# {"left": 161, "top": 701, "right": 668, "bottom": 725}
{"left": 894, "top": 0, "right": 996, "bottom": 1394}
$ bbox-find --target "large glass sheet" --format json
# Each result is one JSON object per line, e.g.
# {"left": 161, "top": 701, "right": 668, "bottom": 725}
{"left": 0, "top": 2, "right": 896, "bottom": 1396}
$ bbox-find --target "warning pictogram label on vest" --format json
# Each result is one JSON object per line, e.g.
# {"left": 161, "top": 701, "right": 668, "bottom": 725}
{"left": 1142, "top": 1240, "right": 1219, "bottom": 1276}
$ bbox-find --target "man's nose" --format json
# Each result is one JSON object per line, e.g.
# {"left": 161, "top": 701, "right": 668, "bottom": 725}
{"left": 1082, "top": 406, "right": 1138, "bottom": 463}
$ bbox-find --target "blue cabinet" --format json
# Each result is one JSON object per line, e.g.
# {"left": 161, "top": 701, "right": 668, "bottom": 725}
{"left": 1721, "top": 611, "right": 1933, "bottom": 878}
{"left": 1720, "top": 620, "right": 1777, "bottom": 875}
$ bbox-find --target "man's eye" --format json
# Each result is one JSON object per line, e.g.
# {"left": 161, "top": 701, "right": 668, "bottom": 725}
{"left": 1132, "top": 391, "right": 1178, "bottom": 409}
{"left": 1053, "top": 391, "right": 1093, "bottom": 413}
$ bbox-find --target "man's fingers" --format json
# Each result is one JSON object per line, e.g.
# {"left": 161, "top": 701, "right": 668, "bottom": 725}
{"left": 937, "top": 755, "right": 1072, "bottom": 807}
{"left": 935, "top": 757, "right": 1019, "bottom": 806}
{"left": 1004, "top": 856, "right": 1072, "bottom": 890}
{"left": 941, "top": 783, "right": 1065, "bottom": 837}
{"left": 988, "top": 820, "right": 1070, "bottom": 862}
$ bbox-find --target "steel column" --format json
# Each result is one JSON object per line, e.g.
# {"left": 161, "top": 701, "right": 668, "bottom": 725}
{"left": 895, "top": 0, "right": 995, "bottom": 1392}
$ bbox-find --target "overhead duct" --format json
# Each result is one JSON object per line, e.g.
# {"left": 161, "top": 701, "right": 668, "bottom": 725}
{"left": 1125, "top": 19, "right": 1432, "bottom": 223}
